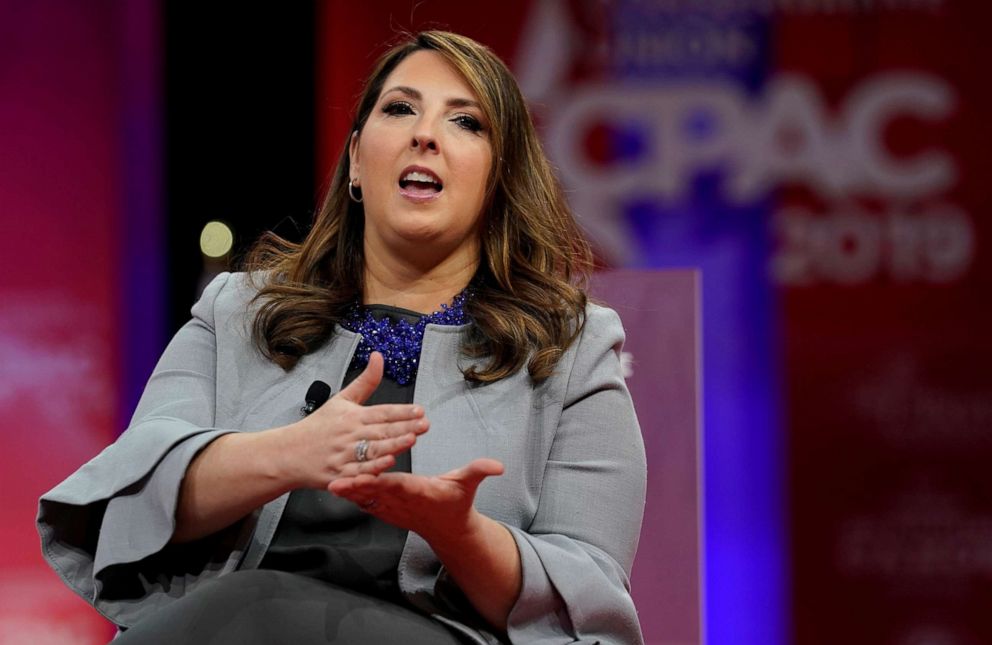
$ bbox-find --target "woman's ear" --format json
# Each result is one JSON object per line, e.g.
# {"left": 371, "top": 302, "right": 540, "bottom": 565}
{"left": 348, "top": 131, "right": 360, "bottom": 182}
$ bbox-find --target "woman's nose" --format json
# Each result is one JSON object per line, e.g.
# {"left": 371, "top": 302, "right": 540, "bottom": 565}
{"left": 410, "top": 132, "right": 438, "bottom": 152}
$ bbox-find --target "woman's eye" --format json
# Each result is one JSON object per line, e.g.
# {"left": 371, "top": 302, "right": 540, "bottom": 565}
{"left": 382, "top": 101, "right": 414, "bottom": 116}
{"left": 453, "top": 114, "right": 483, "bottom": 133}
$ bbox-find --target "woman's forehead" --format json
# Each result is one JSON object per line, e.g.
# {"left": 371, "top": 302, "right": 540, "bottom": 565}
{"left": 378, "top": 50, "right": 481, "bottom": 105}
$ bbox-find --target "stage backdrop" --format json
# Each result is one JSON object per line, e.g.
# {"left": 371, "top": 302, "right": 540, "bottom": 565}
{"left": 776, "top": 4, "right": 992, "bottom": 644}
{"left": 0, "top": 1, "right": 163, "bottom": 642}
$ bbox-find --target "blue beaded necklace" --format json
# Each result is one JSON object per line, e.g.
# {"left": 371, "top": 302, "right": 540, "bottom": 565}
{"left": 341, "top": 290, "right": 471, "bottom": 385}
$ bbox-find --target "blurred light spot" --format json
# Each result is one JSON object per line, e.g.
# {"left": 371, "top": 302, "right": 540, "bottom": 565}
{"left": 200, "top": 221, "right": 233, "bottom": 258}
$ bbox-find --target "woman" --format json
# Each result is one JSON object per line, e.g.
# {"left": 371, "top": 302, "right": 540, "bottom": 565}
{"left": 38, "top": 31, "right": 646, "bottom": 644}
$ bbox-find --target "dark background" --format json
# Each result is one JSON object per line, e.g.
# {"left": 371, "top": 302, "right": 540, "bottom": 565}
{"left": 165, "top": 2, "right": 316, "bottom": 330}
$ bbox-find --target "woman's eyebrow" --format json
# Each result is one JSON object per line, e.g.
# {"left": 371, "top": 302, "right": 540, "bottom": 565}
{"left": 381, "top": 85, "right": 480, "bottom": 109}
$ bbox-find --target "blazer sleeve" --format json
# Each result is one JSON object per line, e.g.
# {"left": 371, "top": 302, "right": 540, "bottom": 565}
{"left": 504, "top": 305, "right": 647, "bottom": 645}
{"left": 36, "top": 272, "right": 248, "bottom": 628}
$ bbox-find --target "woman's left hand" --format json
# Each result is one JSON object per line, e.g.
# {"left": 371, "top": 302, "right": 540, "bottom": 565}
{"left": 327, "top": 458, "right": 504, "bottom": 543}
{"left": 331, "top": 458, "right": 521, "bottom": 630}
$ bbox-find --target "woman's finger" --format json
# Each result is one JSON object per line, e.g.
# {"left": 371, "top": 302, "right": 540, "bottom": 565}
{"left": 336, "top": 352, "right": 384, "bottom": 404}
{"left": 445, "top": 458, "right": 505, "bottom": 488}
{"left": 343, "top": 473, "right": 422, "bottom": 502}
{"left": 359, "top": 404, "right": 425, "bottom": 425}
{"left": 329, "top": 472, "right": 379, "bottom": 494}
{"left": 350, "top": 433, "right": 416, "bottom": 465}
{"left": 341, "top": 454, "right": 395, "bottom": 478}
{"left": 361, "top": 418, "right": 429, "bottom": 441}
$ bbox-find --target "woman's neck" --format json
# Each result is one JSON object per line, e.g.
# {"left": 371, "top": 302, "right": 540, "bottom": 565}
{"left": 362, "top": 242, "right": 478, "bottom": 314}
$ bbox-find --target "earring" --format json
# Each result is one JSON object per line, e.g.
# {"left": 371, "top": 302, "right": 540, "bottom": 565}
{"left": 348, "top": 179, "right": 363, "bottom": 203}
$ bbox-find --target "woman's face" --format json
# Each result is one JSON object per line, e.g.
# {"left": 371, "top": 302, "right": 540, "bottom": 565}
{"left": 350, "top": 50, "right": 492, "bottom": 265}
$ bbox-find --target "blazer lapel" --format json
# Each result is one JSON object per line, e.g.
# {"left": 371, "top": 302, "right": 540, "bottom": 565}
{"left": 411, "top": 324, "right": 494, "bottom": 477}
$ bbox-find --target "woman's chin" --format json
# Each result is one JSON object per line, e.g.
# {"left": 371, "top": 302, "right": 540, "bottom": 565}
{"left": 379, "top": 226, "right": 480, "bottom": 265}
{"left": 391, "top": 223, "right": 446, "bottom": 245}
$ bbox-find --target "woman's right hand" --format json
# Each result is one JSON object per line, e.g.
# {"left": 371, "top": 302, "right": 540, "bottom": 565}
{"left": 275, "top": 352, "right": 429, "bottom": 490}
{"left": 174, "top": 352, "right": 425, "bottom": 543}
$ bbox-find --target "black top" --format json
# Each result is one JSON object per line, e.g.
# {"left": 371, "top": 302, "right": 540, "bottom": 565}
{"left": 258, "top": 305, "right": 422, "bottom": 602}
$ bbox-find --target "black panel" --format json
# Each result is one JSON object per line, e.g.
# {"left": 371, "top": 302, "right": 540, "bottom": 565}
{"left": 164, "top": 3, "right": 316, "bottom": 331}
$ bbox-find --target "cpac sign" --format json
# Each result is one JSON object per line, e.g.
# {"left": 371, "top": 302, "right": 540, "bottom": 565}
{"left": 545, "top": 73, "right": 973, "bottom": 283}
{"left": 547, "top": 73, "right": 955, "bottom": 201}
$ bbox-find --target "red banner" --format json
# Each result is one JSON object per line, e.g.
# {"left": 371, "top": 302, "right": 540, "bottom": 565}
{"left": 0, "top": 2, "right": 128, "bottom": 641}
{"left": 779, "top": 3, "right": 992, "bottom": 643}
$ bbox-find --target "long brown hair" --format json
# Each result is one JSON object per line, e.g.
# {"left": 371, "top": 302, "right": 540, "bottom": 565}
{"left": 245, "top": 31, "right": 592, "bottom": 383}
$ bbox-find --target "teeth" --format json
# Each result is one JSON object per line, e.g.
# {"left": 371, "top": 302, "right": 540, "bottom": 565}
{"left": 402, "top": 171, "right": 440, "bottom": 185}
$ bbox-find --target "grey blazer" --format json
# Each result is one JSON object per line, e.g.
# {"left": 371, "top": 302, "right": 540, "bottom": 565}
{"left": 37, "top": 272, "right": 647, "bottom": 644}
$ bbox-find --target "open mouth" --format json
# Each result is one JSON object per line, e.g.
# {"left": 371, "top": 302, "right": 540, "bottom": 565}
{"left": 398, "top": 168, "right": 443, "bottom": 197}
